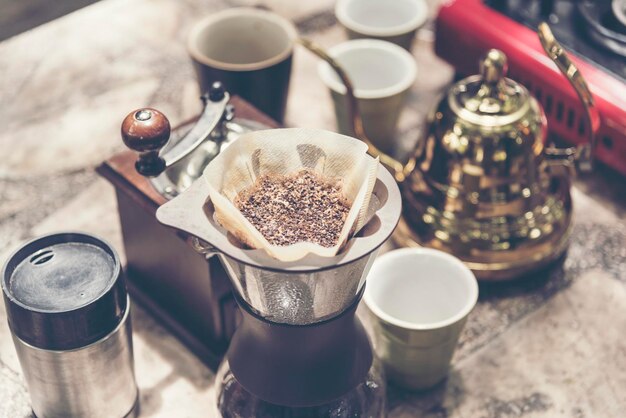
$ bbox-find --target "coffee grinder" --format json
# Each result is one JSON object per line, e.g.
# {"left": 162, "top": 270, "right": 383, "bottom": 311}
{"left": 154, "top": 151, "right": 402, "bottom": 416}
{"left": 101, "top": 84, "right": 275, "bottom": 366}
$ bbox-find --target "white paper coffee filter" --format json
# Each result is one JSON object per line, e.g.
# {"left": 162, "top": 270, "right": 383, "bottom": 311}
{"left": 202, "top": 128, "right": 378, "bottom": 261}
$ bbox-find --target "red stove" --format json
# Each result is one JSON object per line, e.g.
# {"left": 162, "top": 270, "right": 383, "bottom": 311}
{"left": 435, "top": 0, "right": 626, "bottom": 175}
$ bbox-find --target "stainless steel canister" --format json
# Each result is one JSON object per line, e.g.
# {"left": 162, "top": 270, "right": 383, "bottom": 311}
{"left": 1, "top": 232, "right": 139, "bottom": 418}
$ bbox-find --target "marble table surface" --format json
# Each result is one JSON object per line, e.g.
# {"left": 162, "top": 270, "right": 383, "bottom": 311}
{"left": 0, "top": 0, "right": 625, "bottom": 417}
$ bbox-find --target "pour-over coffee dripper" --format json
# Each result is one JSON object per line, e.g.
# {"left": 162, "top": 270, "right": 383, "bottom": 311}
{"left": 156, "top": 152, "right": 401, "bottom": 416}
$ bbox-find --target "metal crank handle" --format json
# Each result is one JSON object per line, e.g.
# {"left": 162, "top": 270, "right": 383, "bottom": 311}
{"left": 121, "top": 82, "right": 230, "bottom": 177}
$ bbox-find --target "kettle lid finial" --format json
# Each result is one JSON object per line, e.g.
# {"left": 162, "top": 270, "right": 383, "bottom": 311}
{"left": 447, "top": 48, "right": 533, "bottom": 127}
{"left": 480, "top": 49, "right": 508, "bottom": 84}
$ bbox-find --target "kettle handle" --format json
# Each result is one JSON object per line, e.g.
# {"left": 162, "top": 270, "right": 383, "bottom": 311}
{"left": 297, "top": 38, "right": 415, "bottom": 182}
{"left": 537, "top": 23, "right": 599, "bottom": 172}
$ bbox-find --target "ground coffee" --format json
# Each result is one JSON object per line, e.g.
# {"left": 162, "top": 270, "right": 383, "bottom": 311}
{"left": 235, "top": 169, "right": 350, "bottom": 247}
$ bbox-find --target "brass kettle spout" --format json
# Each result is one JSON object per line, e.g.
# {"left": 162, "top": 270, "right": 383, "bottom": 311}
{"left": 297, "top": 37, "right": 416, "bottom": 182}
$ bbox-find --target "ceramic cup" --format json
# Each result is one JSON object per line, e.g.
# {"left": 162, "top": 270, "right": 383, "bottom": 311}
{"left": 187, "top": 8, "right": 297, "bottom": 123}
{"left": 364, "top": 248, "right": 479, "bottom": 391}
{"left": 317, "top": 39, "right": 417, "bottom": 155}
{"left": 335, "top": 0, "right": 429, "bottom": 50}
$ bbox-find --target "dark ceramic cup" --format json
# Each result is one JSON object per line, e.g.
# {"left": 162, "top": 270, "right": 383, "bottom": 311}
{"left": 187, "top": 8, "right": 297, "bottom": 123}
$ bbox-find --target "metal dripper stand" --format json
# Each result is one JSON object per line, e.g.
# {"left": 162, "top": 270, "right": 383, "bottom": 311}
{"left": 155, "top": 156, "right": 402, "bottom": 416}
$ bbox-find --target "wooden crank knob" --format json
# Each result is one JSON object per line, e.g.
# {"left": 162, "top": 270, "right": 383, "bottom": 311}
{"left": 121, "top": 108, "right": 171, "bottom": 177}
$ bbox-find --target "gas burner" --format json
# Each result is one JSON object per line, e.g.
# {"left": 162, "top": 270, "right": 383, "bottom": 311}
{"left": 578, "top": 0, "right": 626, "bottom": 57}
{"left": 613, "top": 0, "right": 626, "bottom": 27}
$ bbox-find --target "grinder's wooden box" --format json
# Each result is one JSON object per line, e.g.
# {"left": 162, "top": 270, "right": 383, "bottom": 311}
{"left": 97, "top": 97, "right": 278, "bottom": 368}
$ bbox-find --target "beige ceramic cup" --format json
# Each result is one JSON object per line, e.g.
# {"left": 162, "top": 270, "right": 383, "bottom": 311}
{"left": 335, "top": 0, "right": 428, "bottom": 50}
{"left": 364, "top": 248, "right": 479, "bottom": 390}
{"left": 317, "top": 39, "right": 417, "bottom": 155}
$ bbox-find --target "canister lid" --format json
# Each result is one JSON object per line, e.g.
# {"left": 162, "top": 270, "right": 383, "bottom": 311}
{"left": 1, "top": 232, "right": 127, "bottom": 350}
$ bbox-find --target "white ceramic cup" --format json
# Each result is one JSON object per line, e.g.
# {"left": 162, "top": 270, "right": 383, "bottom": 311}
{"left": 335, "top": 0, "right": 429, "bottom": 50}
{"left": 317, "top": 39, "right": 417, "bottom": 155}
{"left": 364, "top": 248, "right": 479, "bottom": 390}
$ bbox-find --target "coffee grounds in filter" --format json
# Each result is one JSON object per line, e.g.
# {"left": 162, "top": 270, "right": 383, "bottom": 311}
{"left": 234, "top": 169, "right": 351, "bottom": 247}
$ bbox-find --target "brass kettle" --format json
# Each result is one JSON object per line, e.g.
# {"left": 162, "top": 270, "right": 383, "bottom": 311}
{"left": 323, "top": 24, "right": 600, "bottom": 280}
